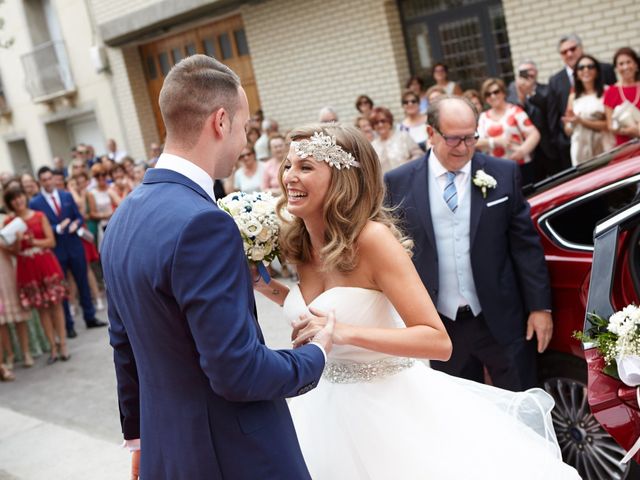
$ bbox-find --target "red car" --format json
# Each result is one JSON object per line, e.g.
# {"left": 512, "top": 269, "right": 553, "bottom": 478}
{"left": 526, "top": 139, "right": 640, "bottom": 479}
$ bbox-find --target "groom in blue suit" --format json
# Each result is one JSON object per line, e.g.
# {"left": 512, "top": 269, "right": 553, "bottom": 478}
{"left": 101, "top": 55, "right": 332, "bottom": 479}
{"left": 385, "top": 97, "right": 552, "bottom": 391}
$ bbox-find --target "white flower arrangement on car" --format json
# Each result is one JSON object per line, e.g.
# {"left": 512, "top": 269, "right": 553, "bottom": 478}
{"left": 472, "top": 169, "right": 497, "bottom": 198}
{"left": 217, "top": 191, "right": 280, "bottom": 281}
{"left": 574, "top": 304, "right": 640, "bottom": 462}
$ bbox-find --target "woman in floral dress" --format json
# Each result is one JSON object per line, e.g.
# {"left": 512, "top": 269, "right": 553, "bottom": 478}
{"left": 3, "top": 186, "right": 69, "bottom": 364}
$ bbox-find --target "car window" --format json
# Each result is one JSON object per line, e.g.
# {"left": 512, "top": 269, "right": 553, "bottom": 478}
{"left": 546, "top": 182, "right": 640, "bottom": 248}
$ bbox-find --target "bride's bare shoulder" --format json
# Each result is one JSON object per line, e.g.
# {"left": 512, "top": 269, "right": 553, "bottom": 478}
{"left": 358, "top": 221, "right": 404, "bottom": 255}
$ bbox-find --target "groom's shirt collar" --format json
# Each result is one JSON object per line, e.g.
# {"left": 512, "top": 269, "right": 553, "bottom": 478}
{"left": 155, "top": 153, "right": 216, "bottom": 202}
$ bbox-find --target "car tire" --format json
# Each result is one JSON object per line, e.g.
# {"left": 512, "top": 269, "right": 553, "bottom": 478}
{"left": 538, "top": 352, "right": 639, "bottom": 480}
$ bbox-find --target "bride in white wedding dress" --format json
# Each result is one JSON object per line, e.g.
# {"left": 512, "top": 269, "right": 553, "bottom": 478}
{"left": 255, "top": 124, "right": 580, "bottom": 479}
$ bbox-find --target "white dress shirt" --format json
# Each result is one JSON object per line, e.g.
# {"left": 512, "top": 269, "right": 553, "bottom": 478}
{"left": 428, "top": 151, "right": 472, "bottom": 203}
{"left": 155, "top": 153, "right": 216, "bottom": 202}
{"left": 565, "top": 65, "right": 575, "bottom": 87}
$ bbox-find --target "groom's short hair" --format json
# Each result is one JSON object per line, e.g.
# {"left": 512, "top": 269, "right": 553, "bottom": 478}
{"left": 159, "top": 54, "right": 240, "bottom": 149}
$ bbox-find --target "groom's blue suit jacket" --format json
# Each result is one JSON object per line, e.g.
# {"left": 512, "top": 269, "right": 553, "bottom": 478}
{"left": 385, "top": 150, "right": 551, "bottom": 345}
{"left": 102, "top": 168, "right": 324, "bottom": 479}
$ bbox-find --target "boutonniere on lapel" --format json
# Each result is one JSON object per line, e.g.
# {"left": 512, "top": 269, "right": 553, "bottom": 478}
{"left": 472, "top": 170, "right": 497, "bottom": 198}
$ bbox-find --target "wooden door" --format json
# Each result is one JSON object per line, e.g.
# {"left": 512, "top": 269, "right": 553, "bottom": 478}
{"left": 140, "top": 15, "right": 261, "bottom": 141}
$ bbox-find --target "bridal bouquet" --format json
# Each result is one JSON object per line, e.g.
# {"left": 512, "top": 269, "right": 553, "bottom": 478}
{"left": 217, "top": 191, "right": 280, "bottom": 280}
{"left": 575, "top": 304, "right": 640, "bottom": 385}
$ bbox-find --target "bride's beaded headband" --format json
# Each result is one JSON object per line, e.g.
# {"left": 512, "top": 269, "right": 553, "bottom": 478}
{"left": 292, "top": 131, "right": 361, "bottom": 170}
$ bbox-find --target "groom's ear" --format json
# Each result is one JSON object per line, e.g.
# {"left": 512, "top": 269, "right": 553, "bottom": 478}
{"left": 210, "top": 108, "right": 227, "bottom": 139}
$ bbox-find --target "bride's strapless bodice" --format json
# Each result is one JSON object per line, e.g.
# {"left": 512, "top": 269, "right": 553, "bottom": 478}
{"left": 283, "top": 285, "right": 405, "bottom": 363}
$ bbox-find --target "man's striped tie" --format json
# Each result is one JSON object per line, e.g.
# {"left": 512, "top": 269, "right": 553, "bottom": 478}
{"left": 443, "top": 171, "right": 458, "bottom": 213}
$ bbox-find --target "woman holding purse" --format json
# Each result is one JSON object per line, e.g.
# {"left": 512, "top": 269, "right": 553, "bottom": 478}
{"left": 562, "top": 54, "right": 615, "bottom": 165}
{"left": 604, "top": 47, "right": 640, "bottom": 146}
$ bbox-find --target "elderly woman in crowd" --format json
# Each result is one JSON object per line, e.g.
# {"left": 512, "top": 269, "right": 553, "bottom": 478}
{"left": 604, "top": 47, "right": 640, "bottom": 146}
{"left": 234, "top": 143, "right": 265, "bottom": 194}
{"left": 370, "top": 106, "right": 423, "bottom": 173}
{"left": 261, "top": 135, "right": 287, "bottom": 196}
{"left": 398, "top": 90, "right": 429, "bottom": 151}
{"left": 562, "top": 54, "right": 615, "bottom": 165}
{"left": 431, "top": 62, "right": 463, "bottom": 96}
{"left": 477, "top": 78, "right": 540, "bottom": 184}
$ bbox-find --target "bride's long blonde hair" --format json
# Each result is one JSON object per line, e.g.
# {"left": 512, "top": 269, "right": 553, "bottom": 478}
{"left": 277, "top": 123, "right": 412, "bottom": 273}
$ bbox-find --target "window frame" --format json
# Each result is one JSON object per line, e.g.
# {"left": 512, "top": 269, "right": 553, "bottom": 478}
{"left": 538, "top": 174, "right": 640, "bottom": 252}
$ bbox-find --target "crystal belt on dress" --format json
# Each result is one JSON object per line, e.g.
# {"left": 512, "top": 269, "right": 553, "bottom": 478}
{"left": 322, "top": 357, "right": 415, "bottom": 384}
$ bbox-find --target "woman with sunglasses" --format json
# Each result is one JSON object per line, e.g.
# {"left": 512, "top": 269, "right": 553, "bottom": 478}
{"left": 370, "top": 106, "right": 423, "bottom": 173}
{"left": 562, "top": 55, "right": 615, "bottom": 166}
{"left": 477, "top": 78, "right": 540, "bottom": 185}
{"left": 233, "top": 143, "right": 265, "bottom": 194}
{"left": 604, "top": 47, "right": 640, "bottom": 146}
{"left": 354, "top": 95, "right": 374, "bottom": 118}
{"left": 398, "top": 90, "right": 429, "bottom": 151}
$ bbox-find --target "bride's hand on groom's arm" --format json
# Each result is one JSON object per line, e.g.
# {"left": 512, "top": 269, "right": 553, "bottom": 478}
{"left": 292, "top": 308, "right": 341, "bottom": 352}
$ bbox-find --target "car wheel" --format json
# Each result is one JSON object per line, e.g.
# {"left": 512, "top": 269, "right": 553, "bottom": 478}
{"left": 538, "top": 352, "right": 637, "bottom": 480}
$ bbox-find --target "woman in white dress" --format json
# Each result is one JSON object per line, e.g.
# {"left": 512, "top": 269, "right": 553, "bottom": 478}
{"left": 562, "top": 54, "right": 615, "bottom": 165}
{"left": 255, "top": 124, "right": 580, "bottom": 479}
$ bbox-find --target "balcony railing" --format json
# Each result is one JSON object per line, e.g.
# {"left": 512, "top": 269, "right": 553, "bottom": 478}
{"left": 21, "top": 40, "right": 75, "bottom": 102}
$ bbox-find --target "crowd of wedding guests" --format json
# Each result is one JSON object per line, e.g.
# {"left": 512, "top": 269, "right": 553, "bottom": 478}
{"left": 0, "top": 142, "right": 154, "bottom": 381}
{"left": 352, "top": 38, "right": 640, "bottom": 186}
{"left": 1, "top": 34, "right": 638, "bottom": 383}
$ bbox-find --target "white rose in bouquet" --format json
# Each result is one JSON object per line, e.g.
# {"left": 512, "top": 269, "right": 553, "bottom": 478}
{"left": 217, "top": 192, "right": 280, "bottom": 279}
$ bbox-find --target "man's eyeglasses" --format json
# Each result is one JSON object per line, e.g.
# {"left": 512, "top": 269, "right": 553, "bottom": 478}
{"left": 560, "top": 45, "right": 578, "bottom": 56}
{"left": 576, "top": 63, "right": 596, "bottom": 71}
{"left": 402, "top": 99, "right": 419, "bottom": 105}
{"left": 371, "top": 118, "right": 389, "bottom": 126}
{"left": 485, "top": 89, "right": 502, "bottom": 98}
{"left": 435, "top": 128, "right": 479, "bottom": 147}
{"left": 95, "top": 173, "right": 107, "bottom": 178}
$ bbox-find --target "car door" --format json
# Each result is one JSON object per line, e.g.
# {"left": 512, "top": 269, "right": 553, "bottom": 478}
{"left": 584, "top": 200, "right": 640, "bottom": 473}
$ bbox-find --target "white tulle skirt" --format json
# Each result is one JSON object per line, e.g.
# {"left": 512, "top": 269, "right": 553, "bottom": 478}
{"left": 289, "top": 362, "right": 580, "bottom": 479}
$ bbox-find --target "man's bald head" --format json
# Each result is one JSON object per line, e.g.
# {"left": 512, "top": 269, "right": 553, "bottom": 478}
{"left": 427, "top": 96, "right": 479, "bottom": 131}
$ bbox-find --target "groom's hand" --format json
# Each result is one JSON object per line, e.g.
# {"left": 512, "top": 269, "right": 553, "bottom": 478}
{"left": 131, "top": 450, "right": 140, "bottom": 480}
{"left": 292, "top": 308, "right": 336, "bottom": 353}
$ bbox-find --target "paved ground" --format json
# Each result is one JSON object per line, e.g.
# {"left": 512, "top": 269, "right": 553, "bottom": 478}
{"left": 0, "top": 283, "right": 294, "bottom": 480}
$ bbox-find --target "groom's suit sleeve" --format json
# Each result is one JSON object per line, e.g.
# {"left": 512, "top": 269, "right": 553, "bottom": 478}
{"left": 172, "top": 208, "right": 325, "bottom": 402}
{"left": 108, "top": 293, "right": 141, "bottom": 440}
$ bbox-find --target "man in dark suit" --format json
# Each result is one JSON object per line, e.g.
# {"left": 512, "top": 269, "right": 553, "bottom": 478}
{"left": 507, "top": 60, "right": 559, "bottom": 182}
{"left": 547, "top": 33, "right": 616, "bottom": 171}
{"left": 101, "top": 55, "right": 333, "bottom": 480}
{"left": 385, "top": 96, "right": 552, "bottom": 391}
{"left": 30, "top": 166, "right": 105, "bottom": 337}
